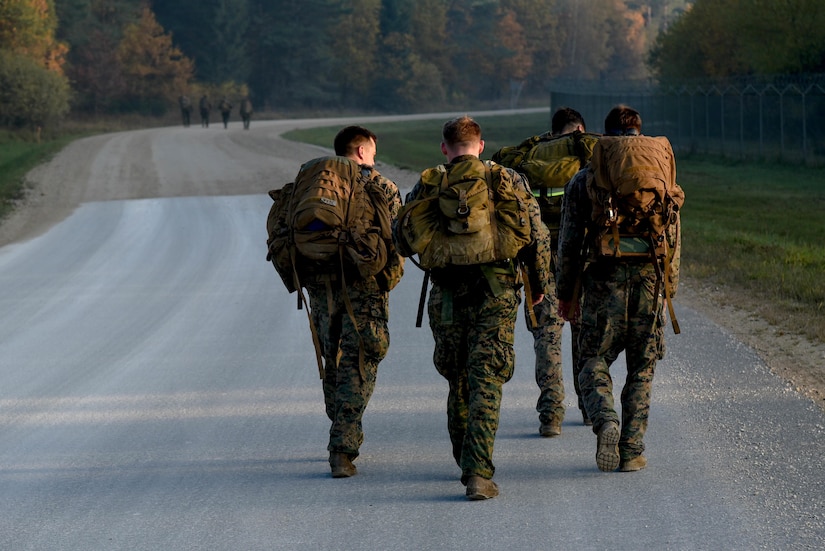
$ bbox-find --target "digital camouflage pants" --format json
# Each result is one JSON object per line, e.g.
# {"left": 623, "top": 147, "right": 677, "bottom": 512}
{"left": 305, "top": 276, "right": 389, "bottom": 459}
{"left": 578, "top": 262, "right": 665, "bottom": 460}
{"left": 428, "top": 279, "right": 519, "bottom": 482}
{"left": 524, "top": 263, "right": 565, "bottom": 426}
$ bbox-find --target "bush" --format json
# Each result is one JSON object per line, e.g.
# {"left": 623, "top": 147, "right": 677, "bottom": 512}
{"left": 0, "top": 51, "right": 71, "bottom": 130}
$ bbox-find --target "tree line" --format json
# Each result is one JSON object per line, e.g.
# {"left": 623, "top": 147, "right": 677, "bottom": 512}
{"left": 6, "top": 1, "right": 822, "bottom": 131}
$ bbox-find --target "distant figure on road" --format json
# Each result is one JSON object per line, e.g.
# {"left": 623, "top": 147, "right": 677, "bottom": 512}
{"left": 239, "top": 97, "right": 253, "bottom": 130}
{"left": 178, "top": 95, "right": 193, "bottom": 127}
{"left": 556, "top": 104, "right": 684, "bottom": 473}
{"left": 218, "top": 97, "right": 233, "bottom": 128}
{"left": 199, "top": 95, "right": 211, "bottom": 128}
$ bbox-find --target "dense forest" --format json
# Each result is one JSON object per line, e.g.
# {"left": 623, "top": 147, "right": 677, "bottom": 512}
{"left": 3, "top": 0, "right": 824, "bottom": 130}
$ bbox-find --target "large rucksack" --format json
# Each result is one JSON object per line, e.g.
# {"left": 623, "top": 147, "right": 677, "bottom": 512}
{"left": 586, "top": 134, "right": 685, "bottom": 331}
{"left": 395, "top": 158, "right": 533, "bottom": 270}
{"left": 493, "top": 131, "right": 600, "bottom": 241}
{"left": 266, "top": 156, "right": 392, "bottom": 293}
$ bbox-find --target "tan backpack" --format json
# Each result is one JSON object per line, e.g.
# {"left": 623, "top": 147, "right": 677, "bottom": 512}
{"left": 395, "top": 158, "right": 532, "bottom": 270}
{"left": 266, "top": 156, "right": 392, "bottom": 292}
{"left": 588, "top": 135, "right": 684, "bottom": 258}
{"left": 587, "top": 135, "right": 685, "bottom": 332}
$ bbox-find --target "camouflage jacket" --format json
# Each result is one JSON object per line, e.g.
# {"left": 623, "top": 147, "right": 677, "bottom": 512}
{"left": 372, "top": 170, "right": 405, "bottom": 292}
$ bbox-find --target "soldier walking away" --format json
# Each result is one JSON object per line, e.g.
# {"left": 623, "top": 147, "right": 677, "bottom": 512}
{"left": 218, "top": 97, "right": 233, "bottom": 128}
{"left": 556, "top": 105, "right": 684, "bottom": 473}
{"left": 240, "top": 97, "right": 253, "bottom": 130}
{"left": 199, "top": 95, "right": 211, "bottom": 127}
{"left": 393, "top": 116, "right": 551, "bottom": 500}
{"left": 178, "top": 95, "right": 193, "bottom": 127}
{"left": 266, "top": 126, "right": 405, "bottom": 479}
{"left": 493, "top": 107, "right": 600, "bottom": 435}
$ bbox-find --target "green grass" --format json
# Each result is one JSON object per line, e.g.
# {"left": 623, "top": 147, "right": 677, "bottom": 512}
{"left": 0, "top": 134, "right": 76, "bottom": 219}
{"left": 286, "top": 115, "right": 825, "bottom": 343}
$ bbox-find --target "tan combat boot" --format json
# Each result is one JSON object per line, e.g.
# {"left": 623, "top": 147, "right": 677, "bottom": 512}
{"left": 329, "top": 452, "right": 357, "bottom": 478}
{"left": 619, "top": 455, "right": 647, "bottom": 472}
{"left": 465, "top": 476, "right": 499, "bottom": 500}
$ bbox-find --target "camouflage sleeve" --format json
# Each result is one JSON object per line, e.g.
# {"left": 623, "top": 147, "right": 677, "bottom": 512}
{"left": 555, "top": 168, "right": 591, "bottom": 301}
{"left": 374, "top": 172, "right": 405, "bottom": 291}
{"left": 375, "top": 174, "right": 402, "bottom": 218}
{"left": 511, "top": 169, "right": 552, "bottom": 296}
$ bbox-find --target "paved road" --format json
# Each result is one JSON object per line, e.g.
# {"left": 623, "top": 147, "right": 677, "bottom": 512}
{"left": 0, "top": 117, "right": 822, "bottom": 550}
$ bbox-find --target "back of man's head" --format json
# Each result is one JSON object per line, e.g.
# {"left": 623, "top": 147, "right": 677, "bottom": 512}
{"left": 551, "top": 107, "right": 586, "bottom": 135}
{"left": 604, "top": 105, "right": 642, "bottom": 136}
{"left": 334, "top": 126, "right": 377, "bottom": 157}
{"left": 442, "top": 116, "right": 482, "bottom": 147}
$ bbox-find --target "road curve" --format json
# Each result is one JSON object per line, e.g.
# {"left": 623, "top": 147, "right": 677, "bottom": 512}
{"left": 0, "top": 115, "right": 822, "bottom": 550}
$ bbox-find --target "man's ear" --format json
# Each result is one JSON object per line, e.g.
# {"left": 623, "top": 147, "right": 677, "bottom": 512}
{"left": 477, "top": 139, "right": 485, "bottom": 156}
{"left": 440, "top": 142, "right": 448, "bottom": 157}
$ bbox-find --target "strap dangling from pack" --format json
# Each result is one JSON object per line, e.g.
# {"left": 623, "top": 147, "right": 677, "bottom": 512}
{"left": 338, "top": 240, "right": 367, "bottom": 381}
{"left": 416, "top": 271, "right": 430, "bottom": 328}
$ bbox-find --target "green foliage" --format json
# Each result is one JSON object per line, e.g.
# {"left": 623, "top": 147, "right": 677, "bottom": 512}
{"left": 650, "top": 0, "right": 825, "bottom": 80}
{"left": 0, "top": 50, "right": 71, "bottom": 129}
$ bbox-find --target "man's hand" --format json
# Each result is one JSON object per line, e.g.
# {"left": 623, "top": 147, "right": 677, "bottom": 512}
{"left": 558, "top": 299, "right": 578, "bottom": 323}
{"left": 531, "top": 293, "right": 544, "bottom": 307}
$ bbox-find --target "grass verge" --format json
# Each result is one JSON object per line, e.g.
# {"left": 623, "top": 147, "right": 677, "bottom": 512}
{"left": 0, "top": 133, "right": 77, "bottom": 220}
{"left": 285, "top": 114, "right": 825, "bottom": 344}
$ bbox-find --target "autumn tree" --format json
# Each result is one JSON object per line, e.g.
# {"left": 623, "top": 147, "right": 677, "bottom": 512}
{"left": 646, "top": 0, "right": 825, "bottom": 80}
{"left": 736, "top": 0, "right": 825, "bottom": 74}
{"left": 0, "top": 0, "right": 68, "bottom": 73}
{"left": 116, "top": 6, "right": 195, "bottom": 114}
{"left": 502, "top": 0, "right": 561, "bottom": 90}
{"left": 329, "top": 0, "right": 381, "bottom": 107}
{"left": 0, "top": 0, "right": 70, "bottom": 128}
{"left": 71, "top": 29, "right": 126, "bottom": 114}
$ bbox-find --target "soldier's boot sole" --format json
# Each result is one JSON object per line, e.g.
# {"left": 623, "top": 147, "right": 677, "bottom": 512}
{"left": 596, "top": 422, "right": 621, "bottom": 472}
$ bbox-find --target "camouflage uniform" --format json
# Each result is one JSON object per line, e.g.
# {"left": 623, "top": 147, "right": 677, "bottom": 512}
{"left": 219, "top": 98, "right": 233, "bottom": 128}
{"left": 199, "top": 96, "right": 211, "bottom": 128}
{"left": 405, "top": 155, "right": 552, "bottom": 482}
{"left": 524, "top": 242, "right": 566, "bottom": 429}
{"left": 240, "top": 98, "right": 253, "bottom": 130}
{"left": 179, "top": 95, "right": 192, "bottom": 127}
{"left": 304, "top": 173, "right": 403, "bottom": 460}
{"left": 556, "top": 168, "right": 679, "bottom": 463}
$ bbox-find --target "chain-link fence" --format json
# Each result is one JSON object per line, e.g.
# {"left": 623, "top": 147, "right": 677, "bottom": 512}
{"left": 548, "top": 75, "right": 825, "bottom": 166}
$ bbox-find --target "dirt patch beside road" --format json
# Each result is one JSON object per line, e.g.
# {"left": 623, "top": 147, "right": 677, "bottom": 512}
{"left": 3, "top": 123, "right": 822, "bottom": 412}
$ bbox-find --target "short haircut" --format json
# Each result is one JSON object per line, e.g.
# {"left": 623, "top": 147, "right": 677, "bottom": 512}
{"left": 442, "top": 116, "right": 481, "bottom": 146}
{"left": 604, "top": 105, "right": 642, "bottom": 136}
{"left": 334, "top": 126, "right": 377, "bottom": 156}
{"left": 551, "top": 107, "right": 586, "bottom": 134}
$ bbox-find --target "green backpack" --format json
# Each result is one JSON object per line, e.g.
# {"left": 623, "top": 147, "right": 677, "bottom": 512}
{"left": 395, "top": 158, "right": 533, "bottom": 270}
{"left": 266, "top": 156, "right": 392, "bottom": 293}
{"left": 493, "top": 131, "right": 600, "bottom": 241}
